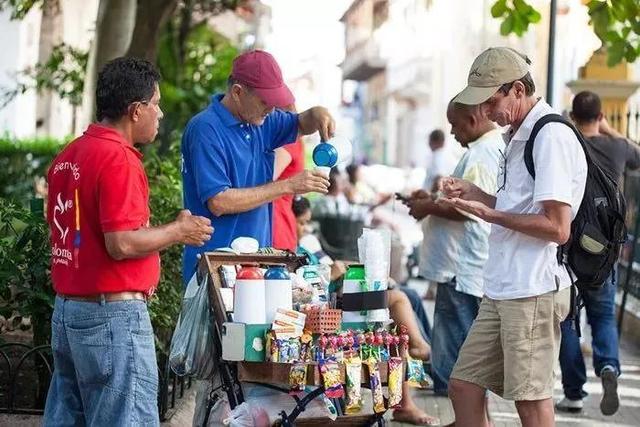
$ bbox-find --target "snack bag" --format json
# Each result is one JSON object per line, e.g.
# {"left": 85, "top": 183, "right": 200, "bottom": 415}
{"left": 320, "top": 360, "right": 344, "bottom": 398}
{"left": 387, "top": 357, "right": 403, "bottom": 408}
{"left": 365, "top": 357, "right": 385, "bottom": 413}
{"left": 288, "top": 362, "right": 307, "bottom": 396}
{"left": 406, "top": 355, "right": 431, "bottom": 388}
{"left": 345, "top": 357, "right": 363, "bottom": 414}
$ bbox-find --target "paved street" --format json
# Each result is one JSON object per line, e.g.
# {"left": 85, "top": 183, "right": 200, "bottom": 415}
{"left": 388, "top": 279, "right": 640, "bottom": 427}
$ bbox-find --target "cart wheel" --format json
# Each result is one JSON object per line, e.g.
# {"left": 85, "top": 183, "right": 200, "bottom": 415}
{"left": 279, "top": 410, "right": 292, "bottom": 427}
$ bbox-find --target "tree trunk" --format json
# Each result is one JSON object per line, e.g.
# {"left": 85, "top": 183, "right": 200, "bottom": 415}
{"left": 77, "top": 0, "right": 137, "bottom": 132}
{"left": 125, "top": 0, "right": 180, "bottom": 63}
{"left": 35, "top": 0, "right": 63, "bottom": 136}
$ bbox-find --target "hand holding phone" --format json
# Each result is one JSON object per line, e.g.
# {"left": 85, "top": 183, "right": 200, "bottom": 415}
{"left": 395, "top": 192, "right": 410, "bottom": 203}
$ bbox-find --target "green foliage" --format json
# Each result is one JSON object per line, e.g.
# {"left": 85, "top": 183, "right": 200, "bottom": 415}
{"left": 0, "top": 43, "right": 88, "bottom": 109}
{"left": 142, "top": 143, "right": 185, "bottom": 350}
{"left": 0, "top": 137, "right": 186, "bottom": 351}
{"left": 0, "top": 136, "right": 67, "bottom": 204}
{"left": 587, "top": 0, "right": 640, "bottom": 66}
{"left": 156, "top": 18, "right": 237, "bottom": 147}
{"left": 0, "top": 199, "right": 54, "bottom": 345}
{"left": 491, "top": 0, "right": 541, "bottom": 37}
{"left": 491, "top": 0, "right": 640, "bottom": 66}
{"left": 0, "top": 0, "right": 43, "bottom": 19}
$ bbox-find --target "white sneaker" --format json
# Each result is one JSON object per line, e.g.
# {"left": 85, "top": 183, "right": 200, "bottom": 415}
{"left": 556, "top": 397, "right": 584, "bottom": 413}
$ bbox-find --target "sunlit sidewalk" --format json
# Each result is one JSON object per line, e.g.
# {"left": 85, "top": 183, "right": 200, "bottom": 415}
{"left": 392, "top": 280, "right": 640, "bottom": 427}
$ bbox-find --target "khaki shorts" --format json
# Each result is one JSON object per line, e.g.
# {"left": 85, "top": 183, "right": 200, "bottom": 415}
{"left": 450, "top": 287, "right": 571, "bottom": 401}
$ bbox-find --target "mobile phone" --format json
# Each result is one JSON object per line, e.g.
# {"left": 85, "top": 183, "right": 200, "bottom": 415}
{"left": 395, "top": 192, "right": 409, "bottom": 202}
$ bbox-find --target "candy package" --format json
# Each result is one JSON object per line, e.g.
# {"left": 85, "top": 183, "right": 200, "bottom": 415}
{"left": 406, "top": 355, "right": 431, "bottom": 388}
{"left": 320, "top": 360, "right": 344, "bottom": 399}
{"left": 387, "top": 357, "right": 403, "bottom": 408}
{"left": 345, "top": 357, "right": 363, "bottom": 414}
{"left": 322, "top": 395, "right": 338, "bottom": 421}
{"left": 288, "top": 362, "right": 307, "bottom": 396}
{"left": 365, "top": 358, "right": 385, "bottom": 413}
{"left": 289, "top": 338, "right": 301, "bottom": 362}
{"left": 266, "top": 331, "right": 278, "bottom": 362}
{"left": 300, "top": 332, "right": 313, "bottom": 363}
{"left": 279, "top": 340, "right": 290, "bottom": 363}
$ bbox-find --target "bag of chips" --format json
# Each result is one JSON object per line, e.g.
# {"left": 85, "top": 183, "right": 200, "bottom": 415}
{"left": 289, "top": 362, "right": 307, "bottom": 396}
{"left": 387, "top": 357, "right": 403, "bottom": 408}
{"left": 345, "top": 357, "right": 363, "bottom": 414}
{"left": 320, "top": 360, "right": 344, "bottom": 398}
{"left": 406, "top": 355, "right": 431, "bottom": 388}
{"left": 365, "top": 357, "right": 385, "bottom": 413}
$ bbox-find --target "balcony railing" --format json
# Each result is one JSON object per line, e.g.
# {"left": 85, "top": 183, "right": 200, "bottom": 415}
{"left": 342, "top": 37, "right": 386, "bottom": 82}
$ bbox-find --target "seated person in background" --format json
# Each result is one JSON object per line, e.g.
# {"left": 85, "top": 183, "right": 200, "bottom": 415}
{"left": 345, "top": 163, "right": 393, "bottom": 207}
{"left": 312, "top": 167, "right": 370, "bottom": 221}
{"left": 293, "top": 196, "right": 438, "bottom": 426}
{"left": 314, "top": 168, "right": 406, "bottom": 283}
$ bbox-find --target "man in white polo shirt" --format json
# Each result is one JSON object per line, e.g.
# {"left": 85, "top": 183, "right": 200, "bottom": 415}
{"left": 440, "top": 47, "right": 587, "bottom": 427}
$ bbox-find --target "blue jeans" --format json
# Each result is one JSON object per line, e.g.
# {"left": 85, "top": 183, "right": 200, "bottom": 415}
{"left": 398, "top": 287, "right": 432, "bottom": 344}
{"left": 431, "top": 279, "right": 481, "bottom": 395}
{"left": 559, "top": 274, "right": 620, "bottom": 400}
{"left": 43, "top": 296, "right": 159, "bottom": 426}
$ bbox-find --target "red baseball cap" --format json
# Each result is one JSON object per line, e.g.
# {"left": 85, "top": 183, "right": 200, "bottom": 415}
{"left": 231, "top": 50, "right": 295, "bottom": 108}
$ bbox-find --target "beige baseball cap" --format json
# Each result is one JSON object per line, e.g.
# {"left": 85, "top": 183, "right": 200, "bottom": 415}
{"left": 454, "top": 47, "right": 531, "bottom": 105}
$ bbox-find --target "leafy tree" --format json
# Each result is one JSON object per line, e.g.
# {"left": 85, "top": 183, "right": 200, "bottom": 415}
{"left": 156, "top": 15, "right": 237, "bottom": 150}
{"left": 0, "top": 0, "right": 238, "bottom": 126}
{"left": 0, "top": 199, "right": 54, "bottom": 348}
{"left": 491, "top": 0, "right": 541, "bottom": 37}
{"left": 0, "top": 0, "right": 43, "bottom": 19}
{"left": 491, "top": 0, "right": 640, "bottom": 66}
{"left": 587, "top": 0, "right": 640, "bottom": 66}
{"left": 0, "top": 43, "right": 87, "bottom": 109}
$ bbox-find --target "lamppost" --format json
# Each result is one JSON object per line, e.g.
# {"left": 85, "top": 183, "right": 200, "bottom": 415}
{"left": 546, "top": 0, "right": 557, "bottom": 105}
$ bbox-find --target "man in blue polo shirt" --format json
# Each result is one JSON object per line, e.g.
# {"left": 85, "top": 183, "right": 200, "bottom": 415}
{"left": 181, "top": 50, "right": 334, "bottom": 281}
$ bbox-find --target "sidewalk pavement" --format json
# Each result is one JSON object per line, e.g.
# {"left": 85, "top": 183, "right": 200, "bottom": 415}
{"left": 389, "top": 279, "right": 640, "bottom": 427}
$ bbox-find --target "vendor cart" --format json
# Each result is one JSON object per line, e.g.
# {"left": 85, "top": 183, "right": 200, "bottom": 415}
{"left": 198, "top": 251, "right": 391, "bottom": 426}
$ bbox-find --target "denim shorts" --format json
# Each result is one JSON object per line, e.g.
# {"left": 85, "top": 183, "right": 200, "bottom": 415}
{"left": 43, "top": 296, "right": 159, "bottom": 426}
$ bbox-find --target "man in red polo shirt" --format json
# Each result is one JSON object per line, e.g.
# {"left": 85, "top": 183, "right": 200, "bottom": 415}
{"left": 272, "top": 104, "right": 306, "bottom": 251}
{"left": 43, "top": 57, "right": 212, "bottom": 426}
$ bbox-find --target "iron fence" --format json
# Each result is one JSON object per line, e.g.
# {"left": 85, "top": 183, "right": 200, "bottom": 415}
{"left": 0, "top": 343, "right": 192, "bottom": 421}
{"left": 611, "top": 103, "right": 640, "bottom": 332}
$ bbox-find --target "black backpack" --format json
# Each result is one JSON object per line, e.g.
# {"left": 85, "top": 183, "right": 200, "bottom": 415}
{"left": 524, "top": 114, "right": 627, "bottom": 291}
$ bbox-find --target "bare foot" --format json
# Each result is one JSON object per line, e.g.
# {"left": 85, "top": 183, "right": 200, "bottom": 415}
{"left": 393, "top": 406, "right": 440, "bottom": 426}
{"left": 409, "top": 341, "right": 431, "bottom": 361}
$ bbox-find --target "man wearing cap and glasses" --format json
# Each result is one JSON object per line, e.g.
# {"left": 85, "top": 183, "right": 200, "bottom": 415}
{"left": 439, "top": 47, "right": 587, "bottom": 426}
{"left": 181, "top": 50, "right": 335, "bottom": 281}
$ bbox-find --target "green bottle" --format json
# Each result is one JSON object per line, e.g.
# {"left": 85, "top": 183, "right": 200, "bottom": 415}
{"left": 343, "top": 264, "right": 368, "bottom": 319}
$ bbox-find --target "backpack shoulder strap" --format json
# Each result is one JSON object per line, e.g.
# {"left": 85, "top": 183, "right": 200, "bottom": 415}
{"left": 524, "top": 113, "right": 587, "bottom": 179}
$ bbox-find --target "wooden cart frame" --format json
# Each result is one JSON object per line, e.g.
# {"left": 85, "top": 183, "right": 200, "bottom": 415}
{"left": 199, "top": 251, "right": 388, "bottom": 426}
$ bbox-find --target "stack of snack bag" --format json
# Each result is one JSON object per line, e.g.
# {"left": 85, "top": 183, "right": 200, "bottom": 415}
{"left": 264, "top": 324, "right": 432, "bottom": 415}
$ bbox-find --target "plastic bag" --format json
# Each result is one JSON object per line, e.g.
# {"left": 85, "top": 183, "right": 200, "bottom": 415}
{"left": 169, "top": 272, "right": 216, "bottom": 379}
{"left": 224, "top": 402, "right": 270, "bottom": 427}
{"left": 193, "top": 379, "right": 230, "bottom": 427}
